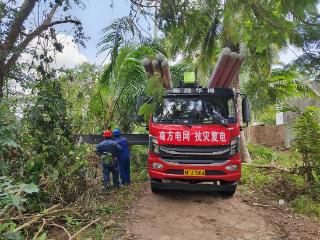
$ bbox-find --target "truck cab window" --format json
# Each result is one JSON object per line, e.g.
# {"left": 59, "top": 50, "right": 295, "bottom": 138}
{"left": 153, "top": 96, "right": 236, "bottom": 124}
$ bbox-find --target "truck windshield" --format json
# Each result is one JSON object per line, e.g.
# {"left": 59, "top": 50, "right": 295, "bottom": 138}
{"left": 153, "top": 96, "right": 236, "bottom": 124}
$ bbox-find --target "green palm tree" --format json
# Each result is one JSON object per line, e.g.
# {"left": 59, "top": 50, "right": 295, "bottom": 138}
{"left": 90, "top": 44, "right": 163, "bottom": 132}
{"left": 95, "top": 15, "right": 171, "bottom": 132}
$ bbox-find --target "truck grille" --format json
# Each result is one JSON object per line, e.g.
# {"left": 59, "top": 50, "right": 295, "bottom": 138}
{"left": 160, "top": 145, "right": 230, "bottom": 164}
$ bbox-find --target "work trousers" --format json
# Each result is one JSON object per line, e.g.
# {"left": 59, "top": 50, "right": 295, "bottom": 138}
{"left": 119, "top": 158, "right": 130, "bottom": 185}
{"left": 102, "top": 161, "right": 120, "bottom": 188}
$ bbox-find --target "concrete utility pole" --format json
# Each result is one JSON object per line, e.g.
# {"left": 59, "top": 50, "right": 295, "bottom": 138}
{"left": 208, "top": 46, "right": 251, "bottom": 163}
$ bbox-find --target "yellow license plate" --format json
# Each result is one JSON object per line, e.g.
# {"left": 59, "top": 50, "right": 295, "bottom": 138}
{"left": 184, "top": 169, "right": 205, "bottom": 176}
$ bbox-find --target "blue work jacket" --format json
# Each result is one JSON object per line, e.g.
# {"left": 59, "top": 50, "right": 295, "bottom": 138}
{"left": 113, "top": 136, "right": 130, "bottom": 160}
{"left": 96, "top": 139, "right": 122, "bottom": 158}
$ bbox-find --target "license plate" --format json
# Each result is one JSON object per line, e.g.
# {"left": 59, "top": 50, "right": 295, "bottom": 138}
{"left": 184, "top": 169, "right": 205, "bottom": 176}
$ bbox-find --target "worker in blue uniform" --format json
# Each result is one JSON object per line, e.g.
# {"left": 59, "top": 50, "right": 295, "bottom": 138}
{"left": 96, "top": 130, "right": 122, "bottom": 189}
{"left": 113, "top": 128, "right": 131, "bottom": 185}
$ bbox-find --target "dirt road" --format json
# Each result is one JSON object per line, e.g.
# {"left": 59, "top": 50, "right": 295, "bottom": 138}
{"left": 125, "top": 186, "right": 320, "bottom": 240}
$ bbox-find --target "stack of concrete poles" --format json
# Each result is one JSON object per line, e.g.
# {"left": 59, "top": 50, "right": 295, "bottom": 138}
{"left": 142, "top": 54, "right": 173, "bottom": 90}
{"left": 208, "top": 47, "right": 245, "bottom": 88}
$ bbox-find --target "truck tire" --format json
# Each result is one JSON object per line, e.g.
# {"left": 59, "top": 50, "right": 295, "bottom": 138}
{"left": 151, "top": 186, "right": 161, "bottom": 193}
{"left": 222, "top": 186, "right": 237, "bottom": 197}
{"left": 150, "top": 183, "right": 162, "bottom": 194}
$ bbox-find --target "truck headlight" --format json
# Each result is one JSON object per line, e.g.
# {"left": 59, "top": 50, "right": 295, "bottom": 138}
{"left": 152, "top": 163, "right": 164, "bottom": 169}
{"left": 149, "top": 135, "right": 160, "bottom": 155}
{"left": 225, "top": 164, "right": 239, "bottom": 171}
{"left": 230, "top": 136, "right": 240, "bottom": 156}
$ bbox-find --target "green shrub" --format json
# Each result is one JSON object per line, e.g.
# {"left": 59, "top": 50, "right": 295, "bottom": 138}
{"left": 291, "top": 195, "right": 320, "bottom": 217}
{"left": 0, "top": 177, "right": 39, "bottom": 238}
{"left": 293, "top": 106, "right": 320, "bottom": 184}
{"left": 138, "top": 73, "right": 164, "bottom": 121}
{"left": 0, "top": 177, "right": 39, "bottom": 214}
{"left": 22, "top": 78, "right": 87, "bottom": 202}
{"left": 0, "top": 99, "right": 22, "bottom": 176}
{"left": 130, "top": 145, "right": 148, "bottom": 182}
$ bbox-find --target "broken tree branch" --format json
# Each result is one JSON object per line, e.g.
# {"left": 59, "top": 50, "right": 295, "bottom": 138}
{"left": 12, "top": 204, "right": 60, "bottom": 232}
{"left": 69, "top": 218, "right": 101, "bottom": 239}
{"left": 33, "top": 218, "right": 46, "bottom": 239}
{"left": 243, "top": 163, "right": 297, "bottom": 173}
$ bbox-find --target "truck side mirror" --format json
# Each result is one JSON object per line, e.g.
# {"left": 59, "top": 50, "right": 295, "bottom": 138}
{"left": 242, "top": 97, "right": 251, "bottom": 125}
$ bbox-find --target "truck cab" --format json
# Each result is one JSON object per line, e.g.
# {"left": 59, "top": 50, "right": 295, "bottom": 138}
{"left": 147, "top": 87, "right": 250, "bottom": 195}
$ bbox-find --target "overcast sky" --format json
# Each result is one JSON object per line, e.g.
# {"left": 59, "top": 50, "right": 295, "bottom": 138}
{"left": 53, "top": 0, "right": 301, "bottom": 68}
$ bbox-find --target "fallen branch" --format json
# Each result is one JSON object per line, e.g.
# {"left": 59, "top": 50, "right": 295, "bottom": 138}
{"left": 69, "top": 218, "right": 101, "bottom": 239}
{"left": 242, "top": 199, "right": 278, "bottom": 209}
{"left": 251, "top": 202, "right": 274, "bottom": 208}
{"left": 0, "top": 208, "right": 71, "bottom": 221}
{"left": 33, "top": 218, "right": 46, "bottom": 239}
{"left": 243, "top": 163, "right": 297, "bottom": 173}
{"left": 13, "top": 204, "right": 60, "bottom": 232}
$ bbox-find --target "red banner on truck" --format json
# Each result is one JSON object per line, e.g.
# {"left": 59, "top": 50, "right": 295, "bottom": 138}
{"left": 150, "top": 124, "right": 231, "bottom": 146}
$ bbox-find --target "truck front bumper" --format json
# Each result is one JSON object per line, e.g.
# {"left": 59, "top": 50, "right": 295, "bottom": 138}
{"left": 151, "top": 179, "right": 238, "bottom": 192}
{"left": 148, "top": 152, "right": 241, "bottom": 183}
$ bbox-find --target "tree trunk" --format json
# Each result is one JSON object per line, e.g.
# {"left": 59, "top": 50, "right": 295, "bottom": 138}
{"left": 226, "top": 42, "right": 252, "bottom": 163}
{"left": 230, "top": 72, "right": 252, "bottom": 163}
{"left": 240, "top": 131, "right": 251, "bottom": 163}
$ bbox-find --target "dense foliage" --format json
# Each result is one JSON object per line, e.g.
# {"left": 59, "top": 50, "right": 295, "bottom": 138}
{"left": 0, "top": 99, "right": 20, "bottom": 175}
{"left": 23, "top": 78, "right": 87, "bottom": 201}
{"left": 59, "top": 63, "right": 100, "bottom": 133}
{"left": 293, "top": 106, "right": 320, "bottom": 184}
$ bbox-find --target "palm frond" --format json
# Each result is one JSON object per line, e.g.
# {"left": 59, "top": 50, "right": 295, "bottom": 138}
{"left": 97, "top": 16, "right": 140, "bottom": 62}
{"left": 99, "top": 64, "right": 112, "bottom": 87}
{"left": 114, "top": 45, "right": 134, "bottom": 76}
{"left": 295, "top": 78, "right": 320, "bottom": 99}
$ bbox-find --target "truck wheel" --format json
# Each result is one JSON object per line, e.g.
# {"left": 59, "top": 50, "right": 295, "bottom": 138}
{"left": 151, "top": 184, "right": 162, "bottom": 194}
{"left": 222, "top": 187, "right": 237, "bottom": 197}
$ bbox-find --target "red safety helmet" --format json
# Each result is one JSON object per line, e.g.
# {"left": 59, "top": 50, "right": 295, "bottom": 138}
{"left": 103, "top": 130, "right": 113, "bottom": 138}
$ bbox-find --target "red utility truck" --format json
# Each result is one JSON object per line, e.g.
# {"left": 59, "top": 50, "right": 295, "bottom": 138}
{"left": 147, "top": 86, "right": 250, "bottom": 196}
